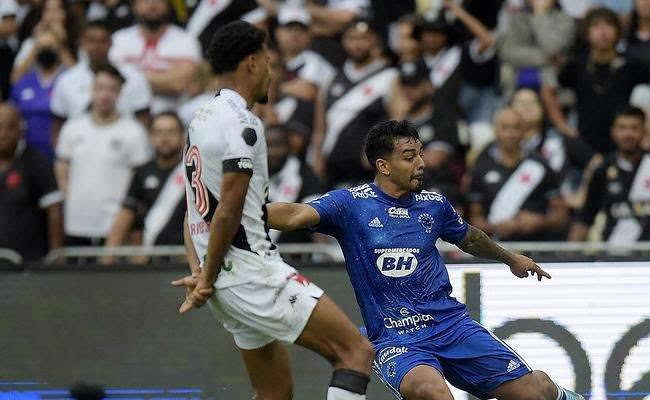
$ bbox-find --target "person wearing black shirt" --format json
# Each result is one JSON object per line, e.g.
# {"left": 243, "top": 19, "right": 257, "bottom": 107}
{"left": 467, "top": 108, "right": 568, "bottom": 241}
{"left": 104, "top": 111, "right": 186, "bottom": 257}
{"left": 543, "top": 7, "right": 650, "bottom": 155}
{"left": 0, "top": 102, "right": 63, "bottom": 260}
{"left": 266, "top": 124, "right": 322, "bottom": 243}
{"left": 569, "top": 106, "right": 650, "bottom": 242}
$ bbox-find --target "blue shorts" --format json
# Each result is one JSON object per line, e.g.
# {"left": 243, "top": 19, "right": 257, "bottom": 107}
{"left": 371, "top": 316, "right": 532, "bottom": 400}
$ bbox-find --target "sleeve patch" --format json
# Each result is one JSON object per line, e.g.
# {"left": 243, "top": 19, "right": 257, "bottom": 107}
{"left": 223, "top": 158, "right": 254, "bottom": 174}
{"left": 242, "top": 128, "right": 257, "bottom": 146}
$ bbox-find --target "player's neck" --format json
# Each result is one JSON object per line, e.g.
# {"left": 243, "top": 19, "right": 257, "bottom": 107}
{"left": 373, "top": 177, "right": 410, "bottom": 199}
{"left": 91, "top": 108, "right": 119, "bottom": 125}
{"left": 497, "top": 145, "right": 522, "bottom": 168}
{"left": 217, "top": 78, "right": 255, "bottom": 108}
{"left": 156, "top": 153, "right": 181, "bottom": 169}
{"left": 590, "top": 47, "right": 617, "bottom": 64}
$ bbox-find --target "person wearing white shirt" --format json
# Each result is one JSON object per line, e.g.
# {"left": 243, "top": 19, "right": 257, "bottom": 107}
{"left": 50, "top": 20, "right": 152, "bottom": 140}
{"left": 108, "top": 0, "right": 202, "bottom": 114}
{"left": 55, "top": 64, "right": 151, "bottom": 245}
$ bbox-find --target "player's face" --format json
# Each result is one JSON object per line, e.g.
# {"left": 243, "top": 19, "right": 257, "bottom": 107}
{"left": 82, "top": 27, "right": 111, "bottom": 65}
{"left": 420, "top": 31, "right": 447, "bottom": 55}
{"left": 135, "top": 0, "right": 168, "bottom": 28}
{"left": 612, "top": 115, "right": 645, "bottom": 154}
{"left": 0, "top": 106, "right": 22, "bottom": 158}
{"left": 150, "top": 115, "right": 185, "bottom": 159}
{"left": 252, "top": 46, "right": 271, "bottom": 104}
{"left": 91, "top": 72, "right": 122, "bottom": 115}
{"left": 494, "top": 110, "right": 524, "bottom": 153}
{"left": 386, "top": 137, "right": 425, "bottom": 191}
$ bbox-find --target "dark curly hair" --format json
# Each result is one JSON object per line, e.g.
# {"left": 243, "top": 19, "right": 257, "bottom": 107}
{"left": 365, "top": 120, "right": 420, "bottom": 172}
{"left": 206, "top": 20, "right": 266, "bottom": 74}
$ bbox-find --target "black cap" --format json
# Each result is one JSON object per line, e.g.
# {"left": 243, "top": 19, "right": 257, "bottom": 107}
{"left": 399, "top": 59, "right": 430, "bottom": 86}
{"left": 412, "top": 15, "right": 450, "bottom": 40}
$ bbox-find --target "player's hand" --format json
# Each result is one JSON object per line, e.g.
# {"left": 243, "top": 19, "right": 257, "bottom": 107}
{"left": 508, "top": 254, "right": 552, "bottom": 281}
{"left": 171, "top": 273, "right": 215, "bottom": 314}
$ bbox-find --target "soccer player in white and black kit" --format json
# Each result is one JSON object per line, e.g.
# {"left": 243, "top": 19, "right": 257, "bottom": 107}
{"left": 173, "top": 21, "right": 374, "bottom": 400}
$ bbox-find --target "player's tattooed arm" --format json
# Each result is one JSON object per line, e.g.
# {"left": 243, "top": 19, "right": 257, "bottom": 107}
{"left": 457, "top": 225, "right": 552, "bottom": 281}
{"left": 265, "top": 202, "right": 321, "bottom": 231}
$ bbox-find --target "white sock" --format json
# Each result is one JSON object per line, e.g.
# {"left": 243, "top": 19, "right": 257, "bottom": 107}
{"left": 327, "top": 387, "right": 366, "bottom": 400}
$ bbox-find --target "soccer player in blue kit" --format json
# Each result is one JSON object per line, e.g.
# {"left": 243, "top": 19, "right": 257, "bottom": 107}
{"left": 266, "top": 120, "right": 585, "bottom": 400}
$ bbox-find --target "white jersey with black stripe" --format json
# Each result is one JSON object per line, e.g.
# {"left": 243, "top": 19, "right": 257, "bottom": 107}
{"left": 184, "top": 88, "right": 280, "bottom": 288}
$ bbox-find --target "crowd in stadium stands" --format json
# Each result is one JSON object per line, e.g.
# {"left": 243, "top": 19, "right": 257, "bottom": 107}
{"left": 0, "top": 0, "right": 649, "bottom": 261}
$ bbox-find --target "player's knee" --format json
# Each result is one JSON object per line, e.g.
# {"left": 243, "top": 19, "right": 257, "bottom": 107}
{"left": 410, "top": 382, "right": 453, "bottom": 400}
{"left": 345, "top": 336, "right": 374, "bottom": 371}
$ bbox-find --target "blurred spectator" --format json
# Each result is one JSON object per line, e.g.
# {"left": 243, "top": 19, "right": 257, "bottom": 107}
{"left": 11, "top": 0, "right": 76, "bottom": 84}
{"left": 0, "top": 0, "right": 20, "bottom": 100}
{"left": 50, "top": 20, "right": 152, "bottom": 139}
{"left": 85, "top": 0, "right": 135, "bottom": 33}
{"left": 109, "top": 0, "right": 202, "bottom": 114}
{"left": 511, "top": 88, "right": 596, "bottom": 198}
{"left": 543, "top": 7, "right": 650, "bottom": 155}
{"left": 266, "top": 124, "right": 322, "bottom": 243}
{"left": 625, "top": 0, "right": 650, "bottom": 68}
{"left": 184, "top": 0, "right": 257, "bottom": 51}
{"left": 313, "top": 19, "right": 397, "bottom": 187}
{"left": 389, "top": 59, "right": 462, "bottom": 202}
{"left": 444, "top": 0, "right": 499, "bottom": 124}
{"left": 55, "top": 64, "right": 150, "bottom": 246}
{"left": 105, "top": 112, "right": 185, "bottom": 255}
{"left": 10, "top": 28, "right": 65, "bottom": 161}
{"left": 256, "top": 0, "right": 369, "bottom": 66}
{"left": 569, "top": 106, "right": 650, "bottom": 242}
{"left": 0, "top": 102, "right": 63, "bottom": 261}
{"left": 499, "top": 0, "right": 574, "bottom": 97}
{"left": 272, "top": 5, "right": 335, "bottom": 155}
{"left": 177, "top": 61, "right": 218, "bottom": 127}
{"left": 467, "top": 108, "right": 568, "bottom": 240}
{"left": 389, "top": 14, "right": 421, "bottom": 63}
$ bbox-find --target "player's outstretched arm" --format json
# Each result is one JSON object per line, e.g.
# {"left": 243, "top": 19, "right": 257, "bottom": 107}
{"left": 265, "top": 202, "right": 321, "bottom": 231}
{"left": 456, "top": 225, "right": 552, "bottom": 281}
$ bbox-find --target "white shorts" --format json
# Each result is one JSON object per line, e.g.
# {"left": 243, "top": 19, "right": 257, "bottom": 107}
{"left": 207, "top": 260, "right": 324, "bottom": 350}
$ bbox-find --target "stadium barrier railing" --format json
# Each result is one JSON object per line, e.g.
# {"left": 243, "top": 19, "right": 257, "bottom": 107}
{"left": 2, "top": 241, "right": 650, "bottom": 267}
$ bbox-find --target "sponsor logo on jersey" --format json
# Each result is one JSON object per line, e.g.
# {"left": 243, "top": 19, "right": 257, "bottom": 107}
{"left": 388, "top": 207, "right": 410, "bottom": 218}
{"left": 375, "top": 250, "right": 419, "bottom": 277}
{"left": 377, "top": 346, "right": 409, "bottom": 366}
{"left": 414, "top": 191, "right": 444, "bottom": 202}
{"left": 368, "top": 217, "right": 384, "bottom": 228}
{"left": 418, "top": 213, "right": 434, "bottom": 233}
{"left": 348, "top": 184, "right": 377, "bottom": 199}
{"left": 383, "top": 309, "right": 434, "bottom": 333}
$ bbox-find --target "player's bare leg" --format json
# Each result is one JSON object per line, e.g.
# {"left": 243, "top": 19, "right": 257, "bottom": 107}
{"left": 489, "top": 370, "right": 585, "bottom": 400}
{"left": 240, "top": 340, "right": 293, "bottom": 400}
{"left": 400, "top": 365, "right": 454, "bottom": 400}
{"left": 295, "top": 295, "right": 374, "bottom": 399}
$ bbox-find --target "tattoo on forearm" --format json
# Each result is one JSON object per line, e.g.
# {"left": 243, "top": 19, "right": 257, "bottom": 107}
{"left": 457, "top": 226, "right": 514, "bottom": 264}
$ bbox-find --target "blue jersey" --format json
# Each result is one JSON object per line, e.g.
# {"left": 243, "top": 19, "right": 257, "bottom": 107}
{"left": 308, "top": 183, "right": 469, "bottom": 346}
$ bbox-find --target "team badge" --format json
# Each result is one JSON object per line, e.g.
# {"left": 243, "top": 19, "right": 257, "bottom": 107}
{"left": 418, "top": 213, "right": 434, "bottom": 233}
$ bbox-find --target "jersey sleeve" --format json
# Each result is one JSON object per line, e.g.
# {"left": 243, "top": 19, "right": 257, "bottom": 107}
{"left": 127, "top": 123, "right": 152, "bottom": 167}
{"left": 122, "top": 170, "right": 144, "bottom": 212}
{"left": 50, "top": 78, "right": 68, "bottom": 118}
{"left": 439, "top": 197, "right": 469, "bottom": 244}
{"left": 55, "top": 121, "right": 76, "bottom": 161}
{"left": 306, "top": 189, "right": 349, "bottom": 237}
{"left": 221, "top": 122, "right": 259, "bottom": 175}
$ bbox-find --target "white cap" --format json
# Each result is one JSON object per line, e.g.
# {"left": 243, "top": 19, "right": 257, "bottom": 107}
{"left": 277, "top": 5, "right": 311, "bottom": 26}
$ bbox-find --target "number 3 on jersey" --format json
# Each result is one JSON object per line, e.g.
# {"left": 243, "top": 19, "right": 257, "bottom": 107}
{"left": 185, "top": 145, "right": 210, "bottom": 218}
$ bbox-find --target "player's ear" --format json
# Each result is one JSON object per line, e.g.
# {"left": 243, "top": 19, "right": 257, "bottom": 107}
{"left": 376, "top": 158, "right": 390, "bottom": 176}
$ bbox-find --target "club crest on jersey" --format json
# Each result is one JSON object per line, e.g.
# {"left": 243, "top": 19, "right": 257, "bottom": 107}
{"left": 418, "top": 213, "right": 434, "bottom": 233}
{"left": 388, "top": 207, "right": 409, "bottom": 218}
